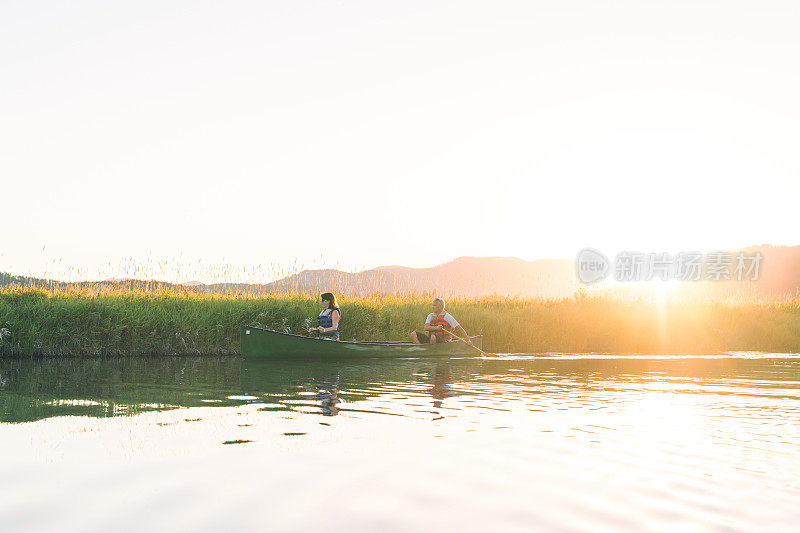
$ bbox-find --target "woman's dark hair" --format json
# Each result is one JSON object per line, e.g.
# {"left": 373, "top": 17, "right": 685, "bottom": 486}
{"left": 320, "top": 292, "right": 339, "bottom": 309}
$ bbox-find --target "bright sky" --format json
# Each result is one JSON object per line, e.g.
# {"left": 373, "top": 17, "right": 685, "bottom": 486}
{"left": 2, "top": 1, "right": 799, "bottom": 283}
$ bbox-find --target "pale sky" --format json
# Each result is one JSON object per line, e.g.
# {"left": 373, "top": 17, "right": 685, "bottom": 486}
{"left": 2, "top": 1, "right": 799, "bottom": 283}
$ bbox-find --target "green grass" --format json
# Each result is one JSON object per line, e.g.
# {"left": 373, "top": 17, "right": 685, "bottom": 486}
{"left": 1, "top": 287, "right": 799, "bottom": 356}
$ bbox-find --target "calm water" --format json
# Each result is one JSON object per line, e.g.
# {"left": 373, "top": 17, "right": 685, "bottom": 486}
{"left": 0, "top": 354, "right": 798, "bottom": 532}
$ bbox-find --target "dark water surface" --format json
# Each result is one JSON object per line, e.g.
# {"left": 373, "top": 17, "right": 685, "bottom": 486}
{"left": 0, "top": 354, "right": 798, "bottom": 532}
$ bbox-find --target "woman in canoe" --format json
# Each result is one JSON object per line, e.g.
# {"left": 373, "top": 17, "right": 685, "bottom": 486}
{"left": 312, "top": 292, "right": 341, "bottom": 341}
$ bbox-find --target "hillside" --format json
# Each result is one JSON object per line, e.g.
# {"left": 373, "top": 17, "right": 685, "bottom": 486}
{"left": 219, "top": 256, "right": 580, "bottom": 298}
{"left": 3, "top": 246, "right": 799, "bottom": 299}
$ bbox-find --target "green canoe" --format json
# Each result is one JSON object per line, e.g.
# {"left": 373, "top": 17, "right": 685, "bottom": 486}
{"left": 240, "top": 325, "right": 483, "bottom": 358}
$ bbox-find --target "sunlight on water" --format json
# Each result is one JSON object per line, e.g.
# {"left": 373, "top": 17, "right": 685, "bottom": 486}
{"left": 0, "top": 354, "right": 798, "bottom": 532}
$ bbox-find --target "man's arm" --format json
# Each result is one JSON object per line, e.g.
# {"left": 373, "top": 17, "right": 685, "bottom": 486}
{"left": 445, "top": 314, "right": 467, "bottom": 340}
{"left": 423, "top": 314, "right": 439, "bottom": 332}
{"left": 454, "top": 325, "right": 472, "bottom": 344}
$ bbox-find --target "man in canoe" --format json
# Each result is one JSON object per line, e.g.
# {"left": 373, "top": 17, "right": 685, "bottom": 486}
{"left": 410, "top": 298, "right": 472, "bottom": 345}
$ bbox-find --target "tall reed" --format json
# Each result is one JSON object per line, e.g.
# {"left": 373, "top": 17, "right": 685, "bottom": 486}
{"left": 1, "top": 287, "right": 799, "bottom": 356}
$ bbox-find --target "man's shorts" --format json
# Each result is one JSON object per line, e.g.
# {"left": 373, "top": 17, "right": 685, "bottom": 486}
{"left": 414, "top": 331, "right": 446, "bottom": 344}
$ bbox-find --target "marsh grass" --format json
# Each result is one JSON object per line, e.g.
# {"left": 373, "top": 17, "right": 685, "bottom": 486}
{"left": 1, "top": 287, "right": 799, "bottom": 356}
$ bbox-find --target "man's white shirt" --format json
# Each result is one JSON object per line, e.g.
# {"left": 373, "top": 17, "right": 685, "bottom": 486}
{"left": 425, "top": 312, "right": 459, "bottom": 328}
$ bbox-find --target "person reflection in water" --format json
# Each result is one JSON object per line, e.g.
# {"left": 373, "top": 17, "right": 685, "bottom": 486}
{"left": 429, "top": 364, "right": 455, "bottom": 417}
{"left": 315, "top": 374, "right": 341, "bottom": 416}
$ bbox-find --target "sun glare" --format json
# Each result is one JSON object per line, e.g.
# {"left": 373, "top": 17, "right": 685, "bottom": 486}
{"left": 644, "top": 278, "right": 679, "bottom": 301}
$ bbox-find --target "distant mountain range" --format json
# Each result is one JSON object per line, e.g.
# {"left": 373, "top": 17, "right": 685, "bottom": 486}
{"left": 2, "top": 246, "right": 799, "bottom": 299}
{"left": 210, "top": 256, "right": 580, "bottom": 298}
{"left": 0, "top": 256, "right": 577, "bottom": 298}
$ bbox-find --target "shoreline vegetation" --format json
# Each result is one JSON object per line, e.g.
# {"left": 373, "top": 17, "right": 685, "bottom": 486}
{"left": 1, "top": 287, "right": 799, "bottom": 357}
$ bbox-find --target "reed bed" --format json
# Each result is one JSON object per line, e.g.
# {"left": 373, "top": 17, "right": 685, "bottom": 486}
{"left": 1, "top": 287, "right": 799, "bottom": 357}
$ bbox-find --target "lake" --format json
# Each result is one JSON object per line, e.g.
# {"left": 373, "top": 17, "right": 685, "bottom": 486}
{"left": 1, "top": 354, "right": 798, "bottom": 532}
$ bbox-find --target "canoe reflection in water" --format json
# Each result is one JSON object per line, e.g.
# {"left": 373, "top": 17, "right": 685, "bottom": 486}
{"left": 3, "top": 352, "right": 800, "bottom": 532}
{"left": 309, "top": 364, "right": 455, "bottom": 418}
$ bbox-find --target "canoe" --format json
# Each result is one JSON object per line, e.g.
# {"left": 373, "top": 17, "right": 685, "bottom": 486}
{"left": 240, "top": 325, "right": 483, "bottom": 358}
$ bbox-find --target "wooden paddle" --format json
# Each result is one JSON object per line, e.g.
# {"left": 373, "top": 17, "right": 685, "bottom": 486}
{"left": 440, "top": 328, "right": 497, "bottom": 357}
